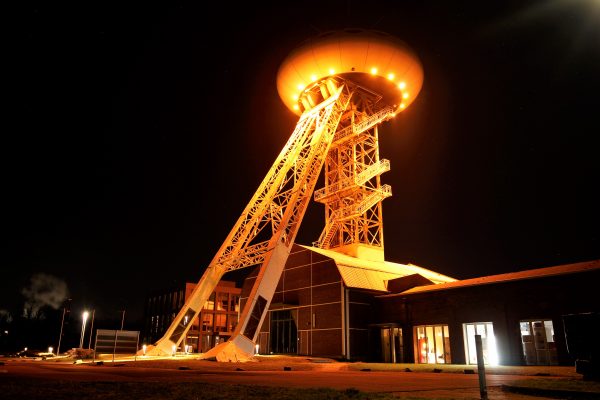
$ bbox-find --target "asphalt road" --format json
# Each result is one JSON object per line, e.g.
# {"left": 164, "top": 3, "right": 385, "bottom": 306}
{"left": 0, "top": 359, "right": 558, "bottom": 399}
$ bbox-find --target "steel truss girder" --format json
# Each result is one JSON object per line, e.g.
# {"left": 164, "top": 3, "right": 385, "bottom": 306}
{"left": 146, "top": 83, "right": 353, "bottom": 357}
{"left": 315, "top": 89, "right": 392, "bottom": 250}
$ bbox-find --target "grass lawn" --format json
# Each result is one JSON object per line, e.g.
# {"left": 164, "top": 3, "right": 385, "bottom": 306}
{"left": 505, "top": 378, "right": 600, "bottom": 393}
{"left": 0, "top": 380, "right": 436, "bottom": 400}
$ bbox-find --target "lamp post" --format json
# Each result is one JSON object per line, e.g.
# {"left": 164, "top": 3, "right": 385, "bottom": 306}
{"left": 87, "top": 309, "right": 95, "bottom": 349}
{"left": 79, "top": 311, "right": 89, "bottom": 349}
{"left": 120, "top": 309, "right": 125, "bottom": 330}
{"left": 56, "top": 307, "right": 66, "bottom": 356}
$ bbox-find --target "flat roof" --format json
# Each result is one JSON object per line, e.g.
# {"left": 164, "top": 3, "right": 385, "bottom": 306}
{"left": 378, "top": 259, "right": 600, "bottom": 297}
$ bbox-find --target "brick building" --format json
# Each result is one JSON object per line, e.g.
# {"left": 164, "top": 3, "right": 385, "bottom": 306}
{"left": 145, "top": 246, "right": 598, "bottom": 366}
{"left": 143, "top": 281, "right": 241, "bottom": 353}
{"left": 240, "top": 245, "right": 598, "bottom": 366}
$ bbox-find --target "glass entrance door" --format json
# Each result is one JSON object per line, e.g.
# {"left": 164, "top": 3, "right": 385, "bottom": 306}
{"left": 463, "top": 322, "right": 499, "bottom": 365}
{"left": 381, "top": 327, "right": 403, "bottom": 363}
{"left": 270, "top": 309, "right": 298, "bottom": 354}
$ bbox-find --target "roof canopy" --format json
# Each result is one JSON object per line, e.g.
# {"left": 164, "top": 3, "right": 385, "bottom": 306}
{"left": 277, "top": 29, "right": 424, "bottom": 115}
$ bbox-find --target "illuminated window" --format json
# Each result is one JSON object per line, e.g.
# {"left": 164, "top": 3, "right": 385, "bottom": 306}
{"left": 414, "top": 324, "right": 451, "bottom": 364}
{"left": 463, "top": 322, "right": 498, "bottom": 366}
{"left": 204, "top": 293, "right": 215, "bottom": 310}
{"left": 201, "top": 313, "right": 213, "bottom": 332}
{"left": 520, "top": 320, "right": 557, "bottom": 365}
{"left": 216, "top": 292, "right": 228, "bottom": 311}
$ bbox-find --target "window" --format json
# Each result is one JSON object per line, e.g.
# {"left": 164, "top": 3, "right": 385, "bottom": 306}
{"left": 214, "top": 314, "right": 227, "bottom": 332}
{"left": 216, "top": 292, "right": 229, "bottom": 311}
{"left": 230, "top": 295, "right": 240, "bottom": 313}
{"left": 244, "top": 296, "right": 267, "bottom": 340}
{"left": 520, "top": 320, "right": 557, "bottom": 365}
{"left": 414, "top": 325, "right": 451, "bottom": 364}
{"left": 463, "top": 322, "right": 498, "bottom": 365}
{"left": 204, "top": 293, "right": 215, "bottom": 310}
{"left": 202, "top": 313, "right": 213, "bottom": 332}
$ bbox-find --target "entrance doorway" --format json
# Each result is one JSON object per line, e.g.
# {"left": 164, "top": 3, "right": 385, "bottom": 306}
{"left": 380, "top": 326, "right": 403, "bottom": 363}
{"left": 270, "top": 310, "right": 298, "bottom": 354}
{"left": 463, "top": 322, "right": 498, "bottom": 365}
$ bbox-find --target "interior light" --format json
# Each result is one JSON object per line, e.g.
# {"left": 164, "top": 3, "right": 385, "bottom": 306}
{"left": 310, "top": 75, "right": 317, "bottom": 82}
{"left": 293, "top": 104, "right": 299, "bottom": 110}
{"left": 329, "top": 68, "right": 335, "bottom": 75}
{"left": 387, "top": 73, "right": 395, "bottom": 80}
{"left": 297, "top": 84, "right": 304, "bottom": 90}
{"left": 400, "top": 104, "right": 406, "bottom": 109}
{"left": 398, "top": 81, "right": 406, "bottom": 90}
{"left": 488, "top": 332, "right": 499, "bottom": 366}
{"left": 403, "top": 92, "right": 409, "bottom": 99}
{"left": 370, "top": 67, "right": 378, "bottom": 75}
{"left": 292, "top": 94, "right": 298, "bottom": 100}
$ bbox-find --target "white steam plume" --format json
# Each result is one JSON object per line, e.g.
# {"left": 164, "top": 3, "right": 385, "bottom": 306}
{"left": 22, "top": 273, "right": 69, "bottom": 318}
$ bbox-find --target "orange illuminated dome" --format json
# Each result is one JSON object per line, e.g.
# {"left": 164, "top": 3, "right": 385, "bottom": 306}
{"left": 277, "top": 29, "right": 424, "bottom": 115}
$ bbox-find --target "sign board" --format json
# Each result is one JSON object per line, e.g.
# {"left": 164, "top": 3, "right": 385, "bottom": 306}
{"left": 95, "top": 329, "right": 139, "bottom": 354}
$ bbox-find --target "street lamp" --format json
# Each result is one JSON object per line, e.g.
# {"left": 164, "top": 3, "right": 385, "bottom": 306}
{"left": 79, "top": 311, "right": 89, "bottom": 349}
{"left": 87, "top": 309, "right": 95, "bottom": 349}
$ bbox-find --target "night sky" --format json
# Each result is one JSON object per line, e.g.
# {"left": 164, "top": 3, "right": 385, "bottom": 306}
{"left": 4, "top": 1, "right": 599, "bottom": 326}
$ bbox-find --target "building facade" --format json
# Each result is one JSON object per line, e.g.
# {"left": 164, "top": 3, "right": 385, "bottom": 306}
{"left": 144, "top": 281, "right": 241, "bottom": 353}
{"left": 145, "top": 246, "right": 598, "bottom": 365}
{"left": 240, "top": 244, "right": 598, "bottom": 366}
{"left": 375, "top": 261, "right": 600, "bottom": 366}
{"left": 239, "top": 244, "right": 454, "bottom": 359}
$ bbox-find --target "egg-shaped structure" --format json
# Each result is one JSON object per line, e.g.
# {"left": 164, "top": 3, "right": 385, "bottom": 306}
{"left": 277, "top": 29, "right": 424, "bottom": 115}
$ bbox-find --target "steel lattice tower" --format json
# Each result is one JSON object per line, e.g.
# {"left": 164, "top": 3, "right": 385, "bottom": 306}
{"left": 146, "top": 30, "right": 424, "bottom": 360}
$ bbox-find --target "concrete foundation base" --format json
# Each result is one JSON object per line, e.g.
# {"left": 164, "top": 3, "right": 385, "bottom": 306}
{"left": 201, "top": 341, "right": 254, "bottom": 362}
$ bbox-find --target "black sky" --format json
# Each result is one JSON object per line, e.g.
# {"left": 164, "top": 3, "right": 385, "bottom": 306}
{"left": 4, "top": 1, "right": 599, "bottom": 324}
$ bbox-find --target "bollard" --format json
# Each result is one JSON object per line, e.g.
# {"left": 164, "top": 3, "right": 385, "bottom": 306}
{"left": 475, "top": 334, "right": 488, "bottom": 400}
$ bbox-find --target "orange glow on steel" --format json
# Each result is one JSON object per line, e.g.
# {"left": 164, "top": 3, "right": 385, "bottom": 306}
{"left": 276, "top": 31, "right": 424, "bottom": 114}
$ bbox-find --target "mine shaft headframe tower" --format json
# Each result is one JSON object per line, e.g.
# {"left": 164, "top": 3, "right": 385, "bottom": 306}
{"left": 146, "top": 29, "right": 423, "bottom": 360}
{"left": 277, "top": 29, "right": 423, "bottom": 261}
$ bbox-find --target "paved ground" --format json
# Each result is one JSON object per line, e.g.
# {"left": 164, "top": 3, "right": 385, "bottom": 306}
{"left": 0, "top": 356, "right": 569, "bottom": 399}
